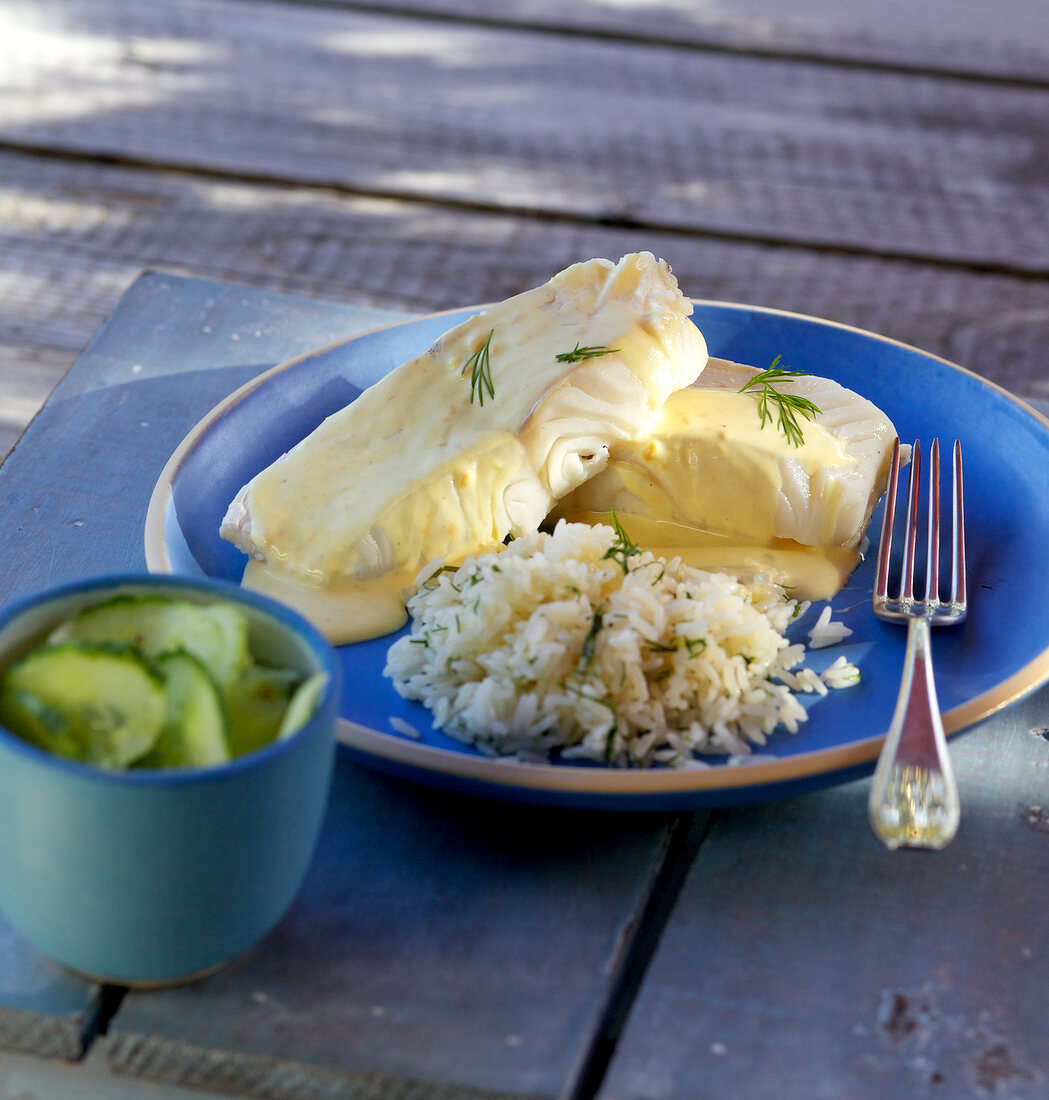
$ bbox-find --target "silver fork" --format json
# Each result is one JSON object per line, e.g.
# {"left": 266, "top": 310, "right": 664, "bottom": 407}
{"left": 868, "top": 438, "right": 967, "bottom": 850}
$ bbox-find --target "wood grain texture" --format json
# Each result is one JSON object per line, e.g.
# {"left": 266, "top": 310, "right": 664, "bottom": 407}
{"left": 0, "top": 1007, "right": 85, "bottom": 1063}
{"left": 3, "top": 0, "right": 1049, "bottom": 272}
{"left": 314, "top": 0, "right": 1049, "bottom": 82}
{"left": 600, "top": 696, "right": 1049, "bottom": 1099}
{"left": 0, "top": 892, "right": 101, "bottom": 1062}
{"left": 92, "top": 1032, "right": 547, "bottom": 1100}
{"left": 0, "top": 1046, "right": 237, "bottom": 1100}
{"left": 1, "top": 150, "right": 1047, "bottom": 424}
{"left": 0, "top": 346, "right": 70, "bottom": 461}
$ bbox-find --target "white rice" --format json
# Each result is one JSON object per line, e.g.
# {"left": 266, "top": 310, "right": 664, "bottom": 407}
{"left": 807, "top": 604, "right": 854, "bottom": 649}
{"left": 388, "top": 716, "right": 421, "bottom": 740}
{"left": 383, "top": 521, "right": 859, "bottom": 768}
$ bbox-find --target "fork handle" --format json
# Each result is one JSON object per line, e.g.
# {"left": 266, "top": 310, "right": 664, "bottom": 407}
{"left": 868, "top": 618, "right": 961, "bottom": 849}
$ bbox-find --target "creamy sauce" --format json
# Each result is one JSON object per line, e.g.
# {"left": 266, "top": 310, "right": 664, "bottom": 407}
{"left": 232, "top": 342, "right": 890, "bottom": 641}
{"left": 554, "top": 510, "right": 860, "bottom": 602}
{"left": 243, "top": 560, "right": 410, "bottom": 645}
{"left": 243, "top": 375, "right": 869, "bottom": 639}
{"left": 656, "top": 382, "right": 850, "bottom": 473}
{"left": 547, "top": 367, "right": 869, "bottom": 601}
{"left": 649, "top": 544, "right": 857, "bottom": 602}
{"left": 553, "top": 381, "right": 856, "bottom": 546}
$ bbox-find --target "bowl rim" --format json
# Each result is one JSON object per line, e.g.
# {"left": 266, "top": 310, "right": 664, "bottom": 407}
{"left": 0, "top": 572, "right": 340, "bottom": 786}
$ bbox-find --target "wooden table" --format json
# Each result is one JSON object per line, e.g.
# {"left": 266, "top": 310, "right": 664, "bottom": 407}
{"left": 1, "top": 2, "right": 1049, "bottom": 1098}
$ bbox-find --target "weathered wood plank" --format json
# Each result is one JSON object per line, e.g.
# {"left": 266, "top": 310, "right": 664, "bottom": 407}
{"left": 3, "top": 0, "right": 1049, "bottom": 272}
{"left": 1, "top": 149, "right": 1047, "bottom": 442}
{"left": 0, "top": 949, "right": 99, "bottom": 1063}
{"left": 600, "top": 695, "right": 1049, "bottom": 1099}
{"left": 0, "top": 1045, "right": 235, "bottom": 1100}
{"left": 308, "top": 0, "right": 1049, "bottom": 82}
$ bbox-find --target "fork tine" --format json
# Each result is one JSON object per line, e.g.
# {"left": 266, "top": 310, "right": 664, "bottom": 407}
{"left": 926, "top": 439, "right": 941, "bottom": 603}
{"left": 874, "top": 438, "right": 902, "bottom": 603}
{"left": 899, "top": 439, "right": 922, "bottom": 604}
{"left": 952, "top": 439, "right": 967, "bottom": 609}
{"left": 869, "top": 436, "right": 965, "bottom": 850}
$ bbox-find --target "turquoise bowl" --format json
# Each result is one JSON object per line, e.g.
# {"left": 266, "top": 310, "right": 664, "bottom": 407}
{"left": 0, "top": 575, "right": 340, "bottom": 986}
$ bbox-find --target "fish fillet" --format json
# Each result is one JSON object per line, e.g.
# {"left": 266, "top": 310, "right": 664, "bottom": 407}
{"left": 221, "top": 253, "right": 707, "bottom": 603}
{"left": 551, "top": 359, "right": 900, "bottom": 594}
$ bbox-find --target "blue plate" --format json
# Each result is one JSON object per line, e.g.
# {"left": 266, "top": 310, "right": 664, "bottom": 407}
{"left": 146, "top": 303, "right": 1049, "bottom": 809}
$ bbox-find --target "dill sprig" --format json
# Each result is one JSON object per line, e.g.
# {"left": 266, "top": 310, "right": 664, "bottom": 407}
{"left": 580, "top": 606, "right": 604, "bottom": 668}
{"left": 461, "top": 328, "right": 495, "bottom": 405}
{"left": 555, "top": 343, "right": 619, "bottom": 364}
{"left": 738, "top": 355, "right": 821, "bottom": 447}
{"left": 603, "top": 508, "right": 642, "bottom": 573}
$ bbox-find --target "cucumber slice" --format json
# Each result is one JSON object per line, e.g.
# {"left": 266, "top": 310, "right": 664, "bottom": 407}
{"left": 60, "top": 595, "right": 250, "bottom": 686}
{"left": 224, "top": 666, "right": 300, "bottom": 757}
{"left": 0, "top": 688, "right": 86, "bottom": 762}
{"left": 141, "top": 651, "right": 230, "bottom": 769}
{"left": 198, "top": 602, "right": 253, "bottom": 685}
{"left": 0, "top": 642, "right": 165, "bottom": 766}
{"left": 277, "top": 672, "right": 328, "bottom": 740}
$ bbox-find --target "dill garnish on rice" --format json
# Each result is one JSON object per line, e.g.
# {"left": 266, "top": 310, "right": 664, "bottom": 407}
{"left": 383, "top": 520, "right": 858, "bottom": 767}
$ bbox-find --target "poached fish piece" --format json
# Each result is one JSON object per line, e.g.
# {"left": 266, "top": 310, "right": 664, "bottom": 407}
{"left": 221, "top": 253, "right": 708, "bottom": 642}
{"left": 550, "top": 359, "right": 900, "bottom": 600}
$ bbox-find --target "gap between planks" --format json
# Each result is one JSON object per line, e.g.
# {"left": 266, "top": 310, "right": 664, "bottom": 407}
{"left": 7, "top": 0, "right": 1049, "bottom": 274}
{"left": 236, "top": 0, "right": 1049, "bottom": 89}
{"left": 560, "top": 811, "right": 713, "bottom": 1100}
{"left": 4, "top": 149, "right": 1049, "bottom": 407}
{"left": 4, "top": 141, "right": 1049, "bottom": 285}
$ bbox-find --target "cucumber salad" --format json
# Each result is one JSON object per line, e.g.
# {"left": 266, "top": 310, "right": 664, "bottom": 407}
{"left": 0, "top": 594, "right": 326, "bottom": 769}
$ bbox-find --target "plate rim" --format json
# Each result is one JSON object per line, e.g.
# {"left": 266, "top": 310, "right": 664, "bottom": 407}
{"left": 144, "top": 298, "right": 1049, "bottom": 802}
